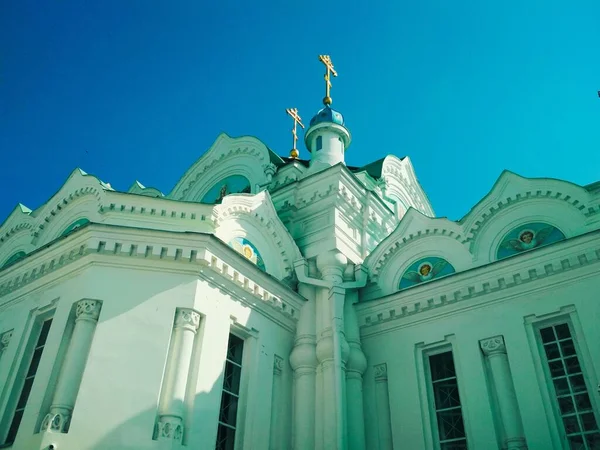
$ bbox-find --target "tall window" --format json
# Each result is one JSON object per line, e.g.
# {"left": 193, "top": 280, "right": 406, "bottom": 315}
{"left": 428, "top": 351, "right": 468, "bottom": 450}
{"left": 316, "top": 136, "right": 323, "bottom": 151}
{"left": 539, "top": 323, "right": 600, "bottom": 449}
{"left": 216, "top": 334, "right": 244, "bottom": 450}
{"left": 3, "top": 318, "right": 53, "bottom": 446}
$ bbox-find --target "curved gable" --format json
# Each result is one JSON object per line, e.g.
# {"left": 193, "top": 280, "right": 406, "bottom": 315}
{"left": 169, "top": 133, "right": 274, "bottom": 202}
{"left": 365, "top": 208, "right": 471, "bottom": 296}
{"left": 214, "top": 191, "right": 302, "bottom": 284}
{"left": 381, "top": 156, "right": 434, "bottom": 218}
{"left": 462, "top": 171, "right": 590, "bottom": 263}
{"left": 33, "top": 169, "right": 107, "bottom": 247}
{"left": 0, "top": 204, "right": 35, "bottom": 266}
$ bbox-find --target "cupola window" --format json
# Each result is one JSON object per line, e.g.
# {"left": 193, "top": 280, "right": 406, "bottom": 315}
{"left": 316, "top": 136, "right": 323, "bottom": 151}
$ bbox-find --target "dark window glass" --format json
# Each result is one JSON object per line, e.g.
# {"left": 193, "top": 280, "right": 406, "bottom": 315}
{"left": 316, "top": 136, "right": 323, "bottom": 151}
{"left": 216, "top": 333, "right": 244, "bottom": 450}
{"left": 429, "top": 351, "right": 467, "bottom": 448}
{"left": 539, "top": 324, "right": 600, "bottom": 449}
{"left": 4, "top": 318, "right": 53, "bottom": 446}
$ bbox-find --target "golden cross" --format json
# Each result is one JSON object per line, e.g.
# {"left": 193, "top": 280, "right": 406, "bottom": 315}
{"left": 319, "top": 54, "right": 338, "bottom": 106}
{"left": 286, "top": 107, "right": 305, "bottom": 159}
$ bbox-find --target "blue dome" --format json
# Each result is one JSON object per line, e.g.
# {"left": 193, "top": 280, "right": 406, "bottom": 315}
{"left": 309, "top": 106, "right": 344, "bottom": 127}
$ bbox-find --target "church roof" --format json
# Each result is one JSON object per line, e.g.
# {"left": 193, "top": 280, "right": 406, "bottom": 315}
{"left": 275, "top": 156, "right": 406, "bottom": 180}
{"left": 309, "top": 106, "right": 345, "bottom": 127}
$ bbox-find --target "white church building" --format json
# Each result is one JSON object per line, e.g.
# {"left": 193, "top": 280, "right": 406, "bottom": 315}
{"left": 0, "top": 58, "right": 599, "bottom": 450}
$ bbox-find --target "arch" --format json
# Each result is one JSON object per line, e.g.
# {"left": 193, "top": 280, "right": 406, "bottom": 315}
{"left": 2, "top": 251, "right": 26, "bottom": 269}
{"left": 169, "top": 134, "right": 272, "bottom": 202}
{"left": 228, "top": 237, "right": 266, "bottom": 271}
{"left": 398, "top": 256, "right": 456, "bottom": 290}
{"left": 495, "top": 222, "right": 565, "bottom": 261}
{"left": 471, "top": 198, "right": 586, "bottom": 264}
{"left": 214, "top": 191, "right": 303, "bottom": 283}
{"left": 61, "top": 218, "right": 91, "bottom": 237}
{"left": 201, "top": 175, "right": 251, "bottom": 204}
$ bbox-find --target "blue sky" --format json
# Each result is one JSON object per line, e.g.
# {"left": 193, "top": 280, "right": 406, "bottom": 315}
{"left": 1, "top": 1, "right": 599, "bottom": 222}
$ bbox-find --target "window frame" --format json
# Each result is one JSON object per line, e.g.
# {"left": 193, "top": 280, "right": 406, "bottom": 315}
{"left": 216, "top": 331, "right": 248, "bottom": 450}
{"left": 416, "top": 336, "right": 471, "bottom": 450}
{"left": 0, "top": 308, "right": 54, "bottom": 447}
{"left": 525, "top": 307, "right": 600, "bottom": 449}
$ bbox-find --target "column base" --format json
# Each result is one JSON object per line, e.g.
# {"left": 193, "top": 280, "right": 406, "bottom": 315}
{"left": 154, "top": 415, "right": 184, "bottom": 443}
{"left": 40, "top": 406, "right": 72, "bottom": 433}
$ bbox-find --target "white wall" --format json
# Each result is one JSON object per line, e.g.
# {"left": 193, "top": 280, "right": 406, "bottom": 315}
{"left": 359, "top": 259, "right": 600, "bottom": 450}
{"left": 0, "top": 262, "right": 295, "bottom": 450}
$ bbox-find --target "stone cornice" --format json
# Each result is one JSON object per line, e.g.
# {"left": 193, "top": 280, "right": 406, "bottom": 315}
{"left": 0, "top": 225, "right": 305, "bottom": 328}
{"left": 357, "top": 229, "right": 600, "bottom": 336}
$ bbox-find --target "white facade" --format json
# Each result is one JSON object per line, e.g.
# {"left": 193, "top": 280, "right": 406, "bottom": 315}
{"left": 0, "top": 125, "right": 599, "bottom": 450}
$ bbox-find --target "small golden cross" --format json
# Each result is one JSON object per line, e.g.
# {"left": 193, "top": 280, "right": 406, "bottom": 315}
{"left": 319, "top": 54, "right": 338, "bottom": 106}
{"left": 286, "top": 107, "right": 305, "bottom": 159}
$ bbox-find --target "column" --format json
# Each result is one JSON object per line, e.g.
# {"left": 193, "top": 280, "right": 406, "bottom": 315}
{"left": 345, "top": 292, "right": 366, "bottom": 450}
{"left": 290, "top": 285, "right": 317, "bottom": 450}
{"left": 374, "top": 363, "right": 393, "bottom": 450}
{"left": 269, "top": 355, "right": 283, "bottom": 450}
{"left": 315, "top": 251, "right": 349, "bottom": 450}
{"left": 480, "top": 336, "right": 527, "bottom": 450}
{"left": 155, "top": 308, "right": 200, "bottom": 443}
{"left": 41, "top": 299, "right": 102, "bottom": 433}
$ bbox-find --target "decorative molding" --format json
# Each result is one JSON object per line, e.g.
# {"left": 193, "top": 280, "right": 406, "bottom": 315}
{"left": 273, "top": 355, "right": 283, "bottom": 375}
{"left": 480, "top": 335, "right": 506, "bottom": 356}
{"left": 462, "top": 172, "right": 595, "bottom": 249}
{"left": 358, "top": 232, "right": 600, "bottom": 332}
{"left": 0, "top": 226, "right": 303, "bottom": 328}
{"left": 0, "top": 329, "right": 13, "bottom": 352}
{"left": 75, "top": 299, "right": 102, "bottom": 321}
{"left": 174, "top": 308, "right": 201, "bottom": 332}
{"left": 374, "top": 363, "right": 387, "bottom": 381}
{"left": 40, "top": 406, "right": 72, "bottom": 433}
{"left": 154, "top": 416, "right": 183, "bottom": 443}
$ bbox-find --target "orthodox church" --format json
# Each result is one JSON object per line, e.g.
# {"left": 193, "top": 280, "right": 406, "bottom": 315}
{"left": 0, "top": 55, "right": 599, "bottom": 450}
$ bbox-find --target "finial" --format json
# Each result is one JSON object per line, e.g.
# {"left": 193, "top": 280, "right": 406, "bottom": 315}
{"left": 286, "top": 107, "right": 305, "bottom": 159}
{"left": 318, "top": 55, "right": 337, "bottom": 106}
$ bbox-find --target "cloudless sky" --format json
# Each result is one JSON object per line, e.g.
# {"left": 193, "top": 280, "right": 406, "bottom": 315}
{"left": 1, "top": 1, "right": 599, "bottom": 223}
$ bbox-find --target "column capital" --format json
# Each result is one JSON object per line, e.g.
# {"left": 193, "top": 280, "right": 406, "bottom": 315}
{"left": 75, "top": 299, "right": 101, "bottom": 321}
{"left": 174, "top": 308, "right": 201, "bottom": 332}
{"left": 274, "top": 355, "right": 283, "bottom": 375}
{"left": 40, "top": 406, "right": 72, "bottom": 433}
{"left": 0, "top": 329, "right": 13, "bottom": 352}
{"left": 480, "top": 335, "right": 506, "bottom": 356}
{"left": 374, "top": 363, "right": 387, "bottom": 381}
{"left": 155, "top": 415, "right": 183, "bottom": 443}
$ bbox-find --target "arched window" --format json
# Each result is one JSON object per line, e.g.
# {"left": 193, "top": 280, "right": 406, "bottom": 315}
{"left": 61, "top": 218, "right": 90, "bottom": 237}
{"left": 496, "top": 222, "right": 565, "bottom": 260}
{"left": 2, "top": 251, "right": 26, "bottom": 269}
{"left": 228, "top": 237, "right": 266, "bottom": 271}
{"left": 201, "top": 175, "right": 251, "bottom": 204}
{"left": 399, "top": 257, "right": 455, "bottom": 290}
{"left": 316, "top": 136, "right": 323, "bottom": 151}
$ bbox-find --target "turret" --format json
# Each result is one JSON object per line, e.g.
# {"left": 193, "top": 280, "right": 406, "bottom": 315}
{"left": 305, "top": 106, "right": 351, "bottom": 168}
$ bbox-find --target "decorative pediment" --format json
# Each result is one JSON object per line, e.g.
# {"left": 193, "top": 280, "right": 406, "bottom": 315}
{"left": 380, "top": 156, "right": 434, "bottom": 217}
{"left": 32, "top": 169, "right": 108, "bottom": 246}
{"left": 365, "top": 208, "right": 470, "bottom": 282}
{"left": 0, "top": 204, "right": 35, "bottom": 266}
{"left": 169, "top": 133, "right": 275, "bottom": 202}
{"left": 214, "top": 191, "right": 303, "bottom": 284}
{"left": 0, "top": 169, "right": 110, "bottom": 266}
{"left": 461, "top": 171, "right": 591, "bottom": 261}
